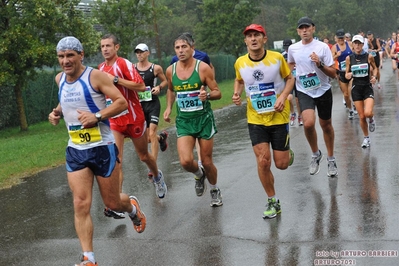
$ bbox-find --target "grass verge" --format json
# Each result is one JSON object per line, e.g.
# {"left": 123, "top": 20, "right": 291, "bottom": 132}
{"left": 0, "top": 79, "right": 239, "bottom": 189}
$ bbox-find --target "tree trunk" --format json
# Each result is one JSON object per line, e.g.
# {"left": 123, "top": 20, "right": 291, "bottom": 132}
{"left": 14, "top": 81, "right": 28, "bottom": 131}
{"left": 152, "top": 0, "right": 162, "bottom": 66}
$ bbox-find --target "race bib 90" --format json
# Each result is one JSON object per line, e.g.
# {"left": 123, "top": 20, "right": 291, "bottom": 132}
{"left": 68, "top": 123, "right": 102, "bottom": 145}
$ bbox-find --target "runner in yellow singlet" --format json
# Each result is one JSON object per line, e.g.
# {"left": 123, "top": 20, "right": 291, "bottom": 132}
{"left": 232, "top": 24, "right": 295, "bottom": 219}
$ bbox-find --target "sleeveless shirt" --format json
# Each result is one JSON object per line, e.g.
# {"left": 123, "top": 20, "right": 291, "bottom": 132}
{"left": 349, "top": 53, "right": 370, "bottom": 86}
{"left": 171, "top": 59, "right": 211, "bottom": 119}
{"left": 135, "top": 63, "right": 159, "bottom": 102}
{"left": 58, "top": 67, "right": 115, "bottom": 150}
{"left": 336, "top": 42, "right": 353, "bottom": 71}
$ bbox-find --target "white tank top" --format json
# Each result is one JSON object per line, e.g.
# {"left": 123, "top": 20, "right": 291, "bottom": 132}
{"left": 59, "top": 67, "right": 115, "bottom": 150}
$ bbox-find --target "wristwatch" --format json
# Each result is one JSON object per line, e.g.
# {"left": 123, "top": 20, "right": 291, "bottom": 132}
{"left": 95, "top": 112, "right": 102, "bottom": 122}
{"left": 113, "top": 76, "right": 119, "bottom": 85}
{"left": 318, "top": 62, "right": 324, "bottom": 69}
{"left": 206, "top": 92, "right": 211, "bottom": 100}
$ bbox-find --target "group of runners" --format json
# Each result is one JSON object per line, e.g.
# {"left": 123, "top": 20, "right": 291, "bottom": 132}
{"left": 49, "top": 15, "right": 389, "bottom": 265}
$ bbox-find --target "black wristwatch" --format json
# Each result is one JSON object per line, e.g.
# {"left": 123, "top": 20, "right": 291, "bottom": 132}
{"left": 113, "top": 76, "right": 119, "bottom": 85}
{"left": 206, "top": 92, "right": 211, "bottom": 100}
{"left": 95, "top": 112, "right": 102, "bottom": 122}
{"left": 318, "top": 62, "right": 324, "bottom": 69}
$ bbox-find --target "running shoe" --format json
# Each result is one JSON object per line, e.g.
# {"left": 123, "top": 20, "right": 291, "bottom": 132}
{"left": 210, "top": 188, "right": 223, "bottom": 207}
{"left": 298, "top": 116, "right": 303, "bottom": 126}
{"left": 327, "top": 159, "right": 338, "bottom": 177}
{"left": 369, "top": 117, "right": 376, "bottom": 132}
{"left": 290, "top": 113, "right": 296, "bottom": 126}
{"left": 195, "top": 165, "right": 207, "bottom": 197}
{"left": 75, "top": 254, "right": 98, "bottom": 266}
{"left": 361, "top": 138, "right": 370, "bottom": 148}
{"left": 348, "top": 110, "right": 354, "bottom": 120}
{"left": 309, "top": 150, "right": 323, "bottom": 175}
{"left": 289, "top": 149, "right": 294, "bottom": 166}
{"left": 262, "top": 198, "right": 281, "bottom": 219}
{"left": 159, "top": 131, "right": 169, "bottom": 152}
{"left": 104, "top": 208, "right": 125, "bottom": 219}
{"left": 153, "top": 170, "right": 167, "bottom": 198}
{"left": 129, "top": 196, "right": 146, "bottom": 233}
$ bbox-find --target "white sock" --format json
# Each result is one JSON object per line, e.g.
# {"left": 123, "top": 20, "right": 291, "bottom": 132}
{"left": 194, "top": 167, "right": 203, "bottom": 177}
{"left": 128, "top": 204, "right": 137, "bottom": 217}
{"left": 312, "top": 150, "right": 321, "bottom": 157}
{"left": 83, "top": 252, "right": 95, "bottom": 263}
{"left": 268, "top": 195, "right": 277, "bottom": 201}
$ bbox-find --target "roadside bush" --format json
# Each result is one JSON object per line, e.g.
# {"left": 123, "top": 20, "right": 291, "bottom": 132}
{"left": 0, "top": 54, "right": 236, "bottom": 130}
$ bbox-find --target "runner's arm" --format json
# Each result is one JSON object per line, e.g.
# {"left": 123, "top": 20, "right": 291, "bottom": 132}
{"left": 91, "top": 69, "right": 128, "bottom": 121}
{"left": 344, "top": 56, "right": 352, "bottom": 80}
{"left": 153, "top": 64, "right": 167, "bottom": 95}
{"left": 368, "top": 55, "right": 378, "bottom": 84}
{"left": 200, "top": 62, "right": 221, "bottom": 101}
{"left": 163, "top": 66, "right": 175, "bottom": 123}
{"left": 232, "top": 79, "right": 244, "bottom": 106}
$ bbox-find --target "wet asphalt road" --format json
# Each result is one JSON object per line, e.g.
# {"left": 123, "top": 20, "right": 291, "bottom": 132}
{"left": 1, "top": 60, "right": 399, "bottom": 266}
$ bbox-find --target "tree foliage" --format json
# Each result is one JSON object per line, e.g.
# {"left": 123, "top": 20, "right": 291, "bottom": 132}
{"left": 195, "top": 0, "right": 261, "bottom": 58}
{"left": 0, "top": 0, "right": 100, "bottom": 131}
{"left": 156, "top": 0, "right": 200, "bottom": 57}
{"left": 1, "top": 0, "right": 399, "bottom": 131}
{"left": 91, "top": 0, "right": 157, "bottom": 58}
{"left": 286, "top": 0, "right": 398, "bottom": 41}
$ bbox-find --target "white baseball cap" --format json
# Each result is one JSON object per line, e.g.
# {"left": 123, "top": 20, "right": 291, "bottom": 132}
{"left": 134, "top": 43, "right": 149, "bottom": 52}
{"left": 352, "top": 35, "right": 364, "bottom": 43}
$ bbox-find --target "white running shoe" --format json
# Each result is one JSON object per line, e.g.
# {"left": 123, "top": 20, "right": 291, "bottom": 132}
{"left": 369, "top": 117, "right": 376, "bottom": 132}
{"left": 290, "top": 113, "right": 296, "bottom": 126}
{"left": 327, "top": 160, "right": 338, "bottom": 177}
{"left": 309, "top": 150, "right": 323, "bottom": 175}
{"left": 348, "top": 110, "right": 354, "bottom": 120}
{"left": 361, "top": 138, "right": 370, "bottom": 148}
{"left": 153, "top": 170, "right": 167, "bottom": 198}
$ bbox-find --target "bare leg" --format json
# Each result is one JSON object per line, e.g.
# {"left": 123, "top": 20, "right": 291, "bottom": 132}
{"left": 319, "top": 118, "right": 335, "bottom": 158}
{"left": 301, "top": 109, "right": 319, "bottom": 153}
{"left": 132, "top": 131, "right": 159, "bottom": 177}
{"left": 198, "top": 138, "right": 217, "bottom": 185}
{"left": 148, "top": 123, "right": 160, "bottom": 161}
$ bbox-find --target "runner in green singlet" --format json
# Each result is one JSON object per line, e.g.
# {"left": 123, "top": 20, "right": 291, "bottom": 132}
{"left": 164, "top": 34, "right": 223, "bottom": 207}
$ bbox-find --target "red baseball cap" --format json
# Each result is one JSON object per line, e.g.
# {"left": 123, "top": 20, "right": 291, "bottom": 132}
{"left": 243, "top": 24, "right": 266, "bottom": 35}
